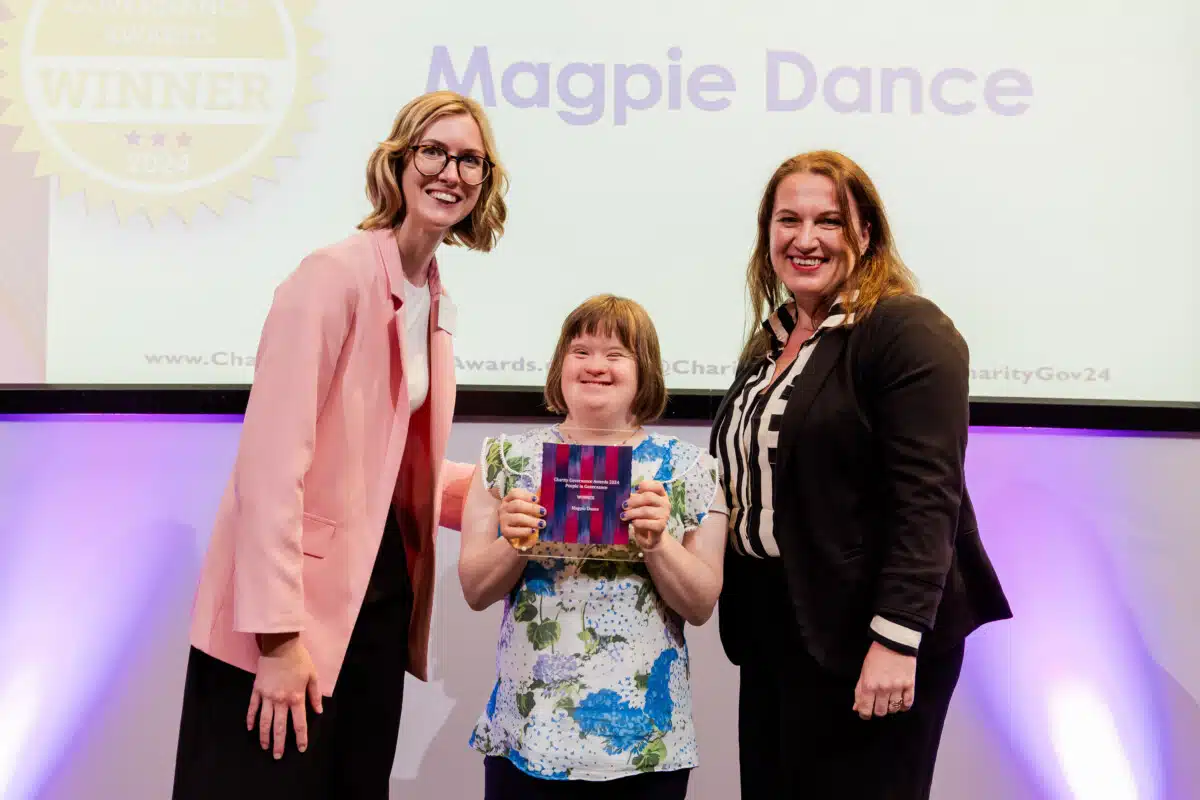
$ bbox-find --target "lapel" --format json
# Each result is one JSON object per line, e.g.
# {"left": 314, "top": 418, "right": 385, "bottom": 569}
{"left": 370, "top": 226, "right": 455, "bottom": 501}
{"left": 372, "top": 226, "right": 449, "bottom": 412}
{"left": 427, "top": 273, "right": 455, "bottom": 474}
{"left": 373, "top": 227, "right": 412, "bottom": 415}
{"left": 775, "top": 327, "right": 849, "bottom": 475}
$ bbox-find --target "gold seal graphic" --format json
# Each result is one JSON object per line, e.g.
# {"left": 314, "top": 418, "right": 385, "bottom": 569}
{"left": 0, "top": 0, "right": 322, "bottom": 223}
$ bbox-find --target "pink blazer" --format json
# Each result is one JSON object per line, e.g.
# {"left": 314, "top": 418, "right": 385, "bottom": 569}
{"left": 188, "top": 227, "right": 473, "bottom": 695}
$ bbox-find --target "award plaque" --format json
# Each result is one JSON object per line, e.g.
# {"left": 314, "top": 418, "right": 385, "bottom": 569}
{"left": 524, "top": 441, "right": 638, "bottom": 561}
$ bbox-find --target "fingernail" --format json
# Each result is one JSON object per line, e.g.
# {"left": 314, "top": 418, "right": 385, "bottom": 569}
{"left": 537, "top": 520, "right": 545, "bottom": 528}
{"left": 620, "top": 513, "right": 628, "bottom": 520}
{"left": 274, "top": 752, "right": 282, "bottom": 760}
{"left": 622, "top": 500, "right": 628, "bottom": 509}
{"left": 538, "top": 507, "right": 546, "bottom": 516}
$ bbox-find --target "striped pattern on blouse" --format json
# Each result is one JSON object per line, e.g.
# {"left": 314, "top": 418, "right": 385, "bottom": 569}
{"left": 711, "top": 296, "right": 925, "bottom": 656}
{"left": 712, "top": 298, "right": 850, "bottom": 558}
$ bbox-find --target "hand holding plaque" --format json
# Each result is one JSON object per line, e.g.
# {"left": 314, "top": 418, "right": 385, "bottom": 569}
{"left": 622, "top": 480, "right": 671, "bottom": 552}
{"left": 495, "top": 448, "right": 675, "bottom": 561}
{"left": 496, "top": 486, "right": 544, "bottom": 552}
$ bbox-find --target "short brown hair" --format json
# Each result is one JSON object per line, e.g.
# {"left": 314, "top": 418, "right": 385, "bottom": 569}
{"left": 740, "top": 150, "right": 917, "bottom": 366}
{"left": 358, "top": 90, "right": 509, "bottom": 252}
{"left": 544, "top": 295, "right": 667, "bottom": 425}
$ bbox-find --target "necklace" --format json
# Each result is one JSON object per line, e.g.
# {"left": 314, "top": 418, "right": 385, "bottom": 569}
{"left": 557, "top": 423, "right": 643, "bottom": 447}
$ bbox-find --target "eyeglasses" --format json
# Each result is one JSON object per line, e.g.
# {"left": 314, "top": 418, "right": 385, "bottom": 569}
{"left": 409, "top": 144, "right": 492, "bottom": 186}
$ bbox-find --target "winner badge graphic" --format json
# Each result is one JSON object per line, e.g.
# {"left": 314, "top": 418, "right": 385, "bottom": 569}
{"left": 0, "top": 0, "right": 323, "bottom": 223}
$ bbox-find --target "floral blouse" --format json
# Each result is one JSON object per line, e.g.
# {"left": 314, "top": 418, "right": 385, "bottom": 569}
{"left": 468, "top": 425, "right": 719, "bottom": 781}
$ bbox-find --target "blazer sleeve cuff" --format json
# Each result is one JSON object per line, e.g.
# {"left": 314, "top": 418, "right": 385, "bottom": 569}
{"left": 437, "top": 460, "right": 476, "bottom": 532}
{"left": 869, "top": 615, "right": 922, "bottom": 656}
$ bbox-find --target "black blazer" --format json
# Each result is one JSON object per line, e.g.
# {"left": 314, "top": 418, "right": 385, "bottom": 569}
{"left": 711, "top": 294, "right": 1012, "bottom": 676}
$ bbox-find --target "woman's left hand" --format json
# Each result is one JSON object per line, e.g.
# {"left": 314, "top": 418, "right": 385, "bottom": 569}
{"left": 853, "top": 641, "right": 917, "bottom": 719}
{"left": 623, "top": 480, "right": 671, "bottom": 552}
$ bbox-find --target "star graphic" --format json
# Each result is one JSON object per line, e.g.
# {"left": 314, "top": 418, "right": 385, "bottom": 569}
{"left": 176, "top": 132, "right": 192, "bottom": 147}
{"left": 151, "top": 132, "right": 166, "bottom": 147}
{"left": 125, "top": 130, "right": 140, "bottom": 145}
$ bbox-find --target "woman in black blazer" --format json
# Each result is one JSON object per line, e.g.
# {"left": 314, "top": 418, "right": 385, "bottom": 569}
{"left": 710, "top": 150, "right": 1012, "bottom": 799}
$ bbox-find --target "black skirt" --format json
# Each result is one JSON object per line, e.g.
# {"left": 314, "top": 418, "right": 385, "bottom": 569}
{"left": 172, "top": 509, "right": 414, "bottom": 800}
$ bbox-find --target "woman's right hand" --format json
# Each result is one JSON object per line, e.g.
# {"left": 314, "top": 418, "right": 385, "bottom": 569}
{"left": 246, "top": 633, "right": 323, "bottom": 759}
{"left": 498, "top": 488, "right": 545, "bottom": 551}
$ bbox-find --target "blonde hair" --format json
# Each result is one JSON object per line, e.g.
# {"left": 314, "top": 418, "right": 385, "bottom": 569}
{"left": 544, "top": 295, "right": 668, "bottom": 426}
{"left": 740, "top": 150, "right": 917, "bottom": 366}
{"left": 358, "top": 90, "right": 509, "bottom": 252}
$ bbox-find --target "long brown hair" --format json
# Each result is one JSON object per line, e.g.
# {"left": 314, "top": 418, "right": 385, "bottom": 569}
{"left": 544, "top": 295, "right": 668, "bottom": 426}
{"left": 358, "top": 91, "right": 509, "bottom": 252}
{"left": 739, "top": 150, "right": 917, "bottom": 366}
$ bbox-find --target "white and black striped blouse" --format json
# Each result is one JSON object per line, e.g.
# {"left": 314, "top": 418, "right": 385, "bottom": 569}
{"left": 711, "top": 297, "right": 923, "bottom": 655}
{"left": 711, "top": 298, "right": 850, "bottom": 558}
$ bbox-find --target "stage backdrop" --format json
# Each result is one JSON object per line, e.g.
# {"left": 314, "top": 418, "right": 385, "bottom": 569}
{"left": 1, "top": 0, "right": 1197, "bottom": 405}
{"left": 0, "top": 417, "right": 1197, "bottom": 800}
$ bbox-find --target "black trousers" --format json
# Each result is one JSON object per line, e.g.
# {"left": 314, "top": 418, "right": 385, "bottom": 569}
{"left": 483, "top": 756, "right": 690, "bottom": 800}
{"left": 737, "top": 629, "right": 963, "bottom": 800}
{"left": 172, "top": 510, "right": 413, "bottom": 800}
{"left": 731, "top": 555, "right": 964, "bottom": 800}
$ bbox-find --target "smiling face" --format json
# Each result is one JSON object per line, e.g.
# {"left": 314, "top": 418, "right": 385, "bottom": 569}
{"left": 559, "top": 330, "right": 640, "bottom": 425}
{"left": 769, "top": 171, "right": 870, "bottom": 310}
{"left": 544, "top": 296, "right": 668, "bottom": 428}
{"left": 398, "top": 112, "right": 486, "bottom": 233}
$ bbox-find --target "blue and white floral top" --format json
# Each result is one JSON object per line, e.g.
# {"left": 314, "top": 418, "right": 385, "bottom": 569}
{"left": 468, "top": 425, "right": 719, "bottom": 781}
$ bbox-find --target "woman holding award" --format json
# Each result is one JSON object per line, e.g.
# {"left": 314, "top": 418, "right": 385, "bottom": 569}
{"left": 458, "top": 295, "right": 727, "bottom": 799}
{"left": 711, "top": 150, "right": 1012, "bottom": 799}
{"left": 172, "top": 90, "right": 509, "bottom": 799}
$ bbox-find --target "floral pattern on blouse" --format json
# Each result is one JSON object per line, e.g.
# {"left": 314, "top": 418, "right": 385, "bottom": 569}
{"left": 468, "top": 426, "right": 719, "bottom": 781}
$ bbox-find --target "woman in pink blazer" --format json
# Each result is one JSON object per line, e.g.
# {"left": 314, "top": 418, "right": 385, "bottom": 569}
{"left": 171, "top": 90, "right": 509, "bottom": 800}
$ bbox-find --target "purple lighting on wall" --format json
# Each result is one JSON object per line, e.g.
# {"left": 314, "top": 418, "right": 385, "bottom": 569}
{"left": 965, "top": 473, "right": 1167, "bottom": 799}
{"left": 0, "top": 417, "right": 1190, "bottom": 799}
{"left": 0, "top": 416, "right": 238, "bottom": 798}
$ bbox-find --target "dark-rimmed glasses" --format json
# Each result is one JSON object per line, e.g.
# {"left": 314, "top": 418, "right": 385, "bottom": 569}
{"left": 409, "top": 144, "right": 492, "bottom": 186}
